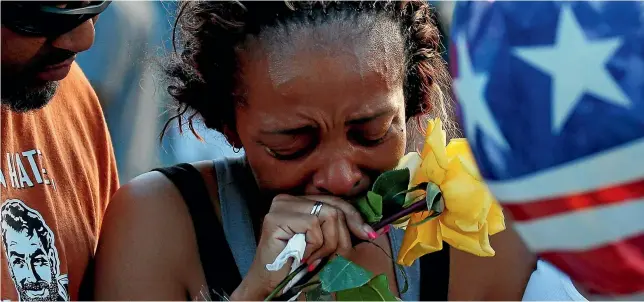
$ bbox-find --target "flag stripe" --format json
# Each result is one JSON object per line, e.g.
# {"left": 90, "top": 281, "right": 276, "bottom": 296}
{"left": 486, "top": 138, "right": 644, "bottom": 203}
{"left": 504, "top": 178, "right": 644, "bottom": 222}
{"left": 591, "top": 291, "right": 644, "bottom": 301}
{"left": 514, "top": 198, "right": 644, "bottom": 251}
{"left": 541, "top": 233, "right": 644, "bottom": 296}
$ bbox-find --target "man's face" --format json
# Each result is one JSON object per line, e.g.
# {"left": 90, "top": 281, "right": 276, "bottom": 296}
{"left": 1, "top": 11, "right": 98, "bottom": 112}
{"left": 4, "top": 227, "right": 58, "bottom": 301}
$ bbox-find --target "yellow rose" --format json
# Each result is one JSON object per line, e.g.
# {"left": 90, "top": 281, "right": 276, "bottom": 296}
{"left": 397, "top": 118, "right": 506, "bottom": 266}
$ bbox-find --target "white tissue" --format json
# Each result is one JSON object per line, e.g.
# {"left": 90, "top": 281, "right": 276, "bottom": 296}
{"left": 266, "top": 233, "right": 307, "bottom": 300}
{"left": 266, "top": 233, "right": 307, "bottom": 271}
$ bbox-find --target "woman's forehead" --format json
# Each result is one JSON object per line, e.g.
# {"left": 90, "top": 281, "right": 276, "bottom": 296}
{"left": 239, "top": 14, "right": 406, "bottom": 90}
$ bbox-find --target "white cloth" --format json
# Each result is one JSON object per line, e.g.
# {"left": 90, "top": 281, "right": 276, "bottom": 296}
{"left": 266, "top": 233, "right": 307, "bottom": 300}
{"left": 522, "top": 260, "right": 587, "bottom": 301}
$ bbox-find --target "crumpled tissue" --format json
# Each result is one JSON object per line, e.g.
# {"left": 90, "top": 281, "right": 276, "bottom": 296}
{"left": 266, "top": 233, "right": 308, "bottom": 301}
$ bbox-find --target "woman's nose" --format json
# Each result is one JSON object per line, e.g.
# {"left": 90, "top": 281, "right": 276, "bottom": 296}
{"left": 312, "top": 158, "right": 369, "bottom": 197}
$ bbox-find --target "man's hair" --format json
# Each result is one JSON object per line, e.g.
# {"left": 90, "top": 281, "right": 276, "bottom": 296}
{"left": 163, "top": 0, "right": 458, "bottom": 141}
{"left": 1, "top": 199, "right": 54, "bottom": 253}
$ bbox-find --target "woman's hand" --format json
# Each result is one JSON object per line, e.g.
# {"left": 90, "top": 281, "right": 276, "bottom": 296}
{"left": 230, "top": 194, "right": 375, "bottom": 300}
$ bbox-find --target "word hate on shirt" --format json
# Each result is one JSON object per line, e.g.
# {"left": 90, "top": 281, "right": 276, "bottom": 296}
{"left": 0, "top": 149, "right": 56, "bottom": 190}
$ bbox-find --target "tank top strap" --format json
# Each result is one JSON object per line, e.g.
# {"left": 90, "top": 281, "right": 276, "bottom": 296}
{"left": 388, "top": 227, "right": 421, "bottom": 300}
{"left": 389, "top": 226, "right": 450, "bottom": 301}
{"left": 153, "top": 163, "right": 241, "bottom": 297}
{"left": 213, "top": 157, "right": 258, "bottom": 278}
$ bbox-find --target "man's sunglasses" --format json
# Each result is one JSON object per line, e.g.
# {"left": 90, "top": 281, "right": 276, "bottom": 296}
{"left": 1, "top": 1, "right": 111, "bottom": 37}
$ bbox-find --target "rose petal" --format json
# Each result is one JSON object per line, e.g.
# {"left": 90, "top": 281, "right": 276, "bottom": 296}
{"left": 417, "top": 151, "right": 446, "bottom": 185}
{"left": 446, "top": 139, "right": 482, "bottom": 181}
{"left": 424, "top": 118, "right": 449, "bottom": 169}
{"left": 440, "top": 221, "right": 495, "bottom": 257}
{"left": 487, "top": 200, "right": 506, "bottom": 235}
{"left": 396, "top": 152, "right": 422, "bottom": 174}
{"left": 441, "top": 158, "right": 491, "bottom": 227}
{"left": 396, "top": 152, "right": 426, "bottom": 204}
{"left": 397, "top": 212, "right": 443, "bottom": 266}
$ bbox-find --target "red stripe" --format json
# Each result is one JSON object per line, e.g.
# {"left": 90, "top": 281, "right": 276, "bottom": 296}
{"left": 540, "top": 233, "right": 644, "bottom": 295}
{"left": 502, "top": 178, "right": 644, "bottom": 222}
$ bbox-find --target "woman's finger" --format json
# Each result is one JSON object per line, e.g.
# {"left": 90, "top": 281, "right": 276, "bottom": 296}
{"left": 305, "top": 195, "right": 375, "bottom": 240}
{"left": 263, "top": 211, "right": 324, "bottom": 260}
{"left": 307, "top": 206, "right": 340, "bottom": 262}
{"left": 335, "top": 210, "right": 353, "bottom": 258}
{"left": 272, "top": 195, "right": 371, "bottom": 240}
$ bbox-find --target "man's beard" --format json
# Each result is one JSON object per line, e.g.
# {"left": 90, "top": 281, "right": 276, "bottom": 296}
{"left": 1, "top": 80, "right": 59, "bottom": 113}
{"left": 1, "top": 48, "right": 75, "bottom": 113}
{"left": 17, "top": 270, "right": 60, "bottom": 301}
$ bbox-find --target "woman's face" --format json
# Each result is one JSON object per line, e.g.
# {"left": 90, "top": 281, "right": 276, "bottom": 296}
{"left": 233, "top": 20, "right": 407, "bottom": 199}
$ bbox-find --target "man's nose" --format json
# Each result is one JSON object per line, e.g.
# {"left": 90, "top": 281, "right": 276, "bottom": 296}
{"left": 312, "top": 158, "right": 369, "bottom": 197}
{"left": 29, "top": 262, "right": 44, "bottom": 281}
{"left": 18, "top": 266, "right": 38, "bottom": 285}
{"left": 50, "top": 18, "right": 96, "bottom": 53}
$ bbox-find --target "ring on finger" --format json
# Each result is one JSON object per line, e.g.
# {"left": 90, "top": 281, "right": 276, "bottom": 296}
{"left": 310, "top": 201, "right": 323, "bottom": 217}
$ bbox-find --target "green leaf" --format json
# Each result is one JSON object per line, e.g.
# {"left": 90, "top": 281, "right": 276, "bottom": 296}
{"left": 367, "top": 191, "right": 383, "bottom": 218}
{"left": 355, "top": 195, "right": 374, "bottom": 222}
{"left": 355, "top": 192, "right": 383, "bottom": 224}
{"left": 425, "top": 182, "right": 442, "bottom": 212}
{"left": 394, "top": 182, "right": 428, "bottom": 208}
{"left": 391, "top": 216, "right": 411, "bottom": 226}
{"left": 430, "top": 195, "right": 445, "bottom": 214}
{"left": 305, "top": 285, "right": 333, "bottom": 301}
{"left": 320, "top": 255, "right": 373, "bottom": 293}
{"left": 372, "top": 169, "right": 410, "bottom": 206}
{"left": 335, "top": 274, "right": 398, "bottom": 301}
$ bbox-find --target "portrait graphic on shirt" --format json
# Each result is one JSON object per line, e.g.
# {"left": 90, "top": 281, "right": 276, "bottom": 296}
{"left": 1, "top": 199, "right": 69, "bottom": 301}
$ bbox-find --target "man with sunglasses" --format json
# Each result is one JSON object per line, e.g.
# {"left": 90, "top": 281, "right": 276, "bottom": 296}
{"left": 1, "top": 2, "right": 118, "bottom": 301}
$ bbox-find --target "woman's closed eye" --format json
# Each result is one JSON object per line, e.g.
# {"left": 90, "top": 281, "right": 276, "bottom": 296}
{"left": 350, "top": 123, "right": 393, "bottom": 147}
{"left": 260, "top": 118, "right": 396, "bottom": 161}
{"left": 261, "top": 136, "right": 317, "bottom": 161}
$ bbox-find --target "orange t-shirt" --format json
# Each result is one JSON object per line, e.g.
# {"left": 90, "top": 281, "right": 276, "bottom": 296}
{"left": 1, "top": 63, "right": 119, "bottom": 301}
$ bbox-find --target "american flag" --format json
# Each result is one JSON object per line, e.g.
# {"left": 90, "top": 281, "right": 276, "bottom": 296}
{"left": 450, "top": 1, "right": 644, "bottom": 299}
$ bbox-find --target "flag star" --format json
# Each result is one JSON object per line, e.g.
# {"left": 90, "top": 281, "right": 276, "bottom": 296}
{"left": 453, "top": 34, "right": 510, "bottom": 149}
{"left": 514, "top": 5, "right": 631, "bottom": 133}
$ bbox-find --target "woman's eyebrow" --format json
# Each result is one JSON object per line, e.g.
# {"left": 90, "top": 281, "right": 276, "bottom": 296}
{"left": 346, "top": 108, "right": 394, "bottom": 126}
{"left": 259, "top": 106, "right": 395, "bottom": 135}
{"left": 260, "top": 125, "right": 317, "bottom": 136}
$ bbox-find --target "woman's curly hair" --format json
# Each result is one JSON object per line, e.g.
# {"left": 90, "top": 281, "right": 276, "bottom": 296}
{"left": 163, "top": 0, "right": 457, "bottom": 142}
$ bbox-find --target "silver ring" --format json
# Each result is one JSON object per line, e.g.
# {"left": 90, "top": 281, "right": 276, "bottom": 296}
{"left": 310, "top": 201, "right": 323, "bottom": 217}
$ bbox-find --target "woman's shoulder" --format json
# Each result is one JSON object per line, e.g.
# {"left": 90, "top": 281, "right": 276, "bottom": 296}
{"left": 109, "top": 160, "right": 222, "bottom": 222}
{"left": 94, "top": 160, "right": 218, "bottom": 299}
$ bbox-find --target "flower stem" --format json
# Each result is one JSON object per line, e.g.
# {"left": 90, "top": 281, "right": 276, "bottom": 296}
{"left": 371, "top": 198, "right": 428, "bottom": 231}
{"left": 264, "top": 263, "right": 307, "bottom": 301}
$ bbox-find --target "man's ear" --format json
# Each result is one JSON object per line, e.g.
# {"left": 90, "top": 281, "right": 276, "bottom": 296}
{"left": 222, "top": 126, "right": 242, "bottom": 149}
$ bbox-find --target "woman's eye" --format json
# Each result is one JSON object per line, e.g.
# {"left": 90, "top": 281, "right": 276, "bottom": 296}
{"left": 261, "top": 133, "right": 317, "bottom": 161}
{"left": 265, "top": 146, "right": 312, "bottom": 161}
{"left": 351, "top": 125, "right": 392, "bottom": 147}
